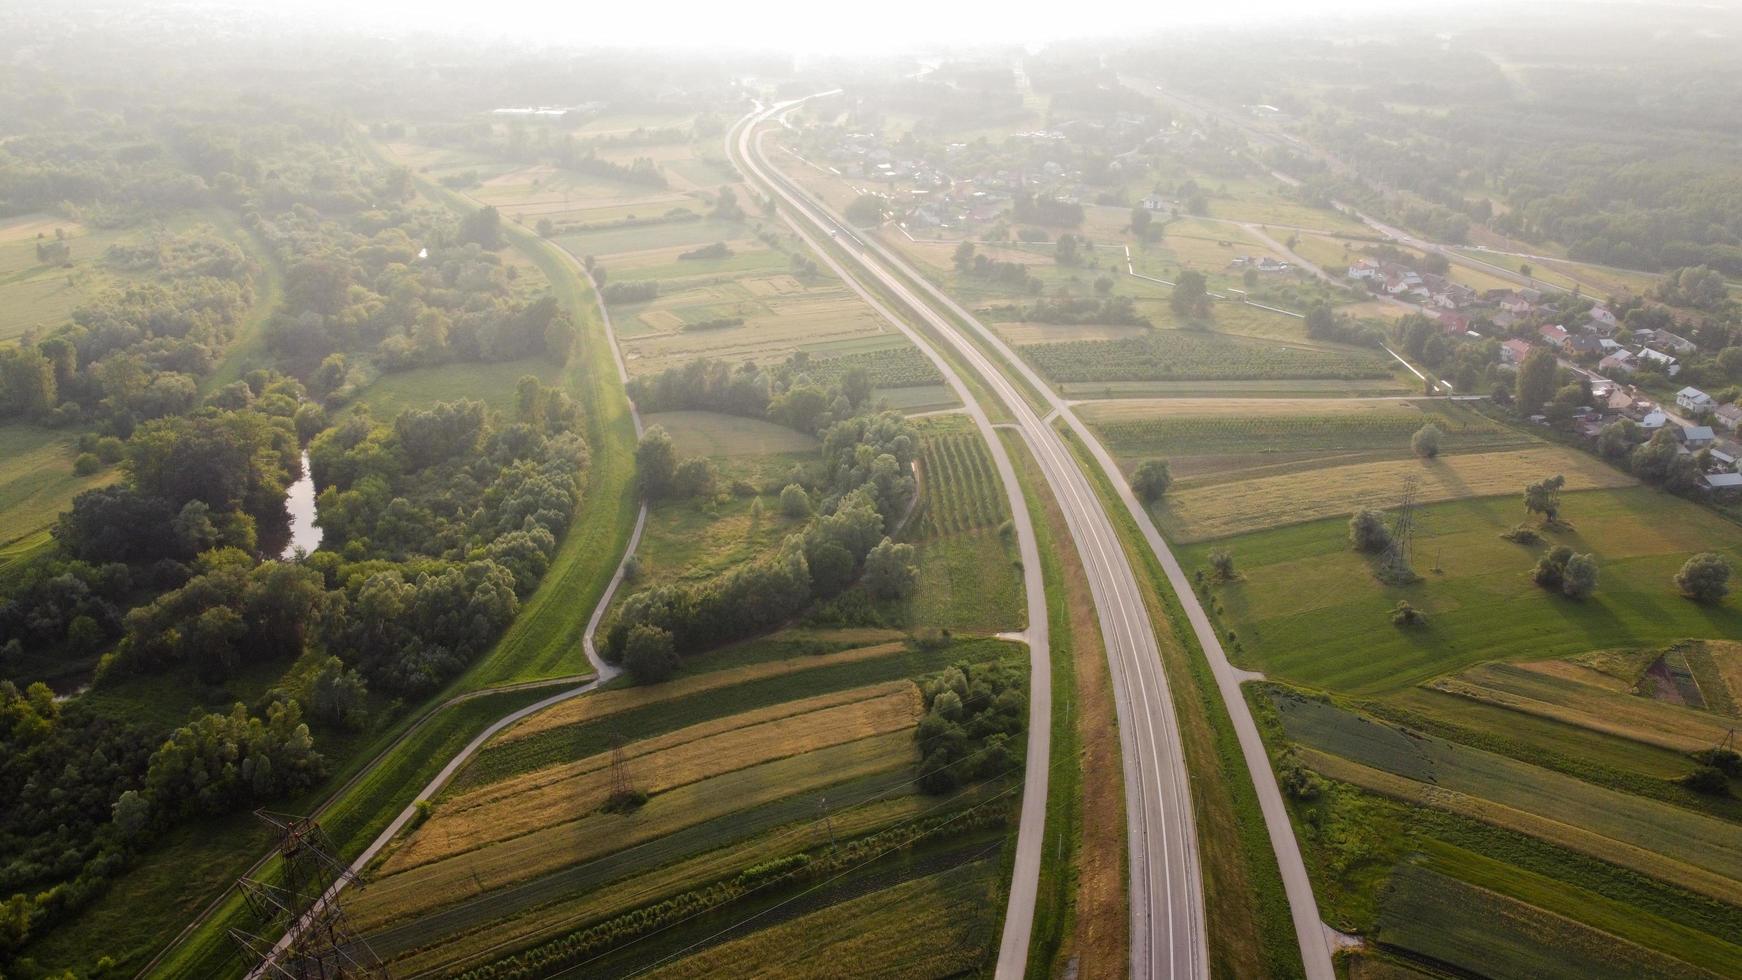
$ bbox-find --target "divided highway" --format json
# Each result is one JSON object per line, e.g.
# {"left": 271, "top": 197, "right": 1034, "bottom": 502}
{"left": 735, "top": 99, "right": 1208, "bottom": 980}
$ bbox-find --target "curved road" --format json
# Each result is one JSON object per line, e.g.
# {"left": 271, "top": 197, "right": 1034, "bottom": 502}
{"left": 738, "top": 99, "right": 1207, "bottom": 980}
{"left": 749, "top": 102, "right": 1339, "bottom": 979}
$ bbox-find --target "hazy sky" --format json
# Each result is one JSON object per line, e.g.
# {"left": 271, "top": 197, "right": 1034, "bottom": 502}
{"left": 237, "top": 0, "right": 1466, "bottom": 54}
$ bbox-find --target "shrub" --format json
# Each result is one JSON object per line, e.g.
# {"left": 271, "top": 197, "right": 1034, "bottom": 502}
{"left": 1132, "top": 458, "right": 1172, "bottom": 502}
{"left": 1349, "top": 509, "right": 1392, "bottom": 553}
{"left": 1675, "top": 552, "right": 1732, "bottom": 603}
{"left": 1499, "top": 524, "right": 1541, "bottom": 544}
{"left": 623, "top": 624, "right": 678, "bottom": 684}
{"left": 779, "top": 483, "right": 811, "bottom": 518}
{"left": 1411, "top": 422, "right": 1443, "bottom": 458}
{"left": 1391, "top": 600, "right": 1426, "bottom": 627}
{"left": 73, "top": 452, "right": 102, "bottom": 476}
{"left": 1681, "top": 765, "right": 1731, "bottom": 796}
{"left": 1208, "top": 550, "right": 1236, "bottom": 581}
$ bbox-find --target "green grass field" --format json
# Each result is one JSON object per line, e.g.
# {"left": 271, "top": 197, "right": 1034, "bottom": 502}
{"left": 0, "top": 423, "right": 120, "bottom": 549}
{"left": 1187, "top": 487, "right": 1742, "bottom": 694}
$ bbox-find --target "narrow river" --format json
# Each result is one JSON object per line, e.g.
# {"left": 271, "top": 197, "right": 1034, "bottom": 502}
{"left": 281, "top": 450, "right": 322, "bottom": 559}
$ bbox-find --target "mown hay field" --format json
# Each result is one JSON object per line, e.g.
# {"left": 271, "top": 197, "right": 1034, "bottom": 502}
{"left": 1186, "top": 487, "right": 1742, "bottom": 694}
{"left": 644, "top": 410, "right": 819, "bottom": 457}
{"left": 1155, "top": 445, "right": 1632, "bottom": 541}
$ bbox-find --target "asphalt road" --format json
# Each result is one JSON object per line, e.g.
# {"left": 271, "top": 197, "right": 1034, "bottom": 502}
{"left": 737, "top": 98, "right": 1207, "bottom": 980}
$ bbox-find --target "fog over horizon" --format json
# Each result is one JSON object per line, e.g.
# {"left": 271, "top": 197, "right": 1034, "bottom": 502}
{"left": 33, "top": 0, "right": 1742, "bottom": 56}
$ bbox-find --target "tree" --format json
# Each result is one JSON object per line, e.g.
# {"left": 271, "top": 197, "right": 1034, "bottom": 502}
{"left": 845, "top": 194, "right": 884, "bottom": 227}
{"left": 1391, "top": 600, "right": 1426, "bottom": 627}
{"left": 1515, "top": 348, "right": 1558, "bottom": 413}
{"left": 671, "top": 456, "right": 718, "bottom": 499}
{"left": 1675, "top": 552, "right": 1732, "bottom": 603}
{"left": 1411, "top": 423, "right": 1443, "bottom": 458}
{"left": 459, "top": 205, "right": 503, "bottom": 249}
{"left": 1597, "top": 418, "right": 1640, "bottom": 459}
{"left": 1055, "top": 233, "right": 1079, "bottom": 266}
{"left": 623, "top": 624, "right": 678, "bottom": 683}
{"left": 952, "top": 240, "right": 976, "bottom": 271}
{"left": 0, "top": 346, "right": 57, "bottom": 418}
{"left": 536, "top": 217, "right": 555, "bottom": 238}
{"left": 307, "top": 656, "right": 369, "bottom": 730}
{"left": 1132, "top": 459, "right": 1172, "bottom": 501}
{"left": 1523, "top": 474, "right": 1566, "bottom": 524}
{"left": 780, "top": 483, "right": 812, "bottom": 518}
{"left": 1349, "top": 509, "right": 1393, "bottom": 553}
{"left": 636, "top": 426, "right": 677, "bottom": 499}
{"left": 1304, "top": 303, "right": 1336, "bottom": 340}
{"left": 1170, "top": 270, "right": 1210, "bottom": 319}
{"left": 1208, "top": 550, "right": 1236, "bottom": 580}
{"left": 1130, "top": 207, "right": 1151, "bottom": 237}
{"left": 863, "top": 537, "right": 918, "bottom": 600}
{"left": 1562, "top": 552, "right": 1600, "bottom": 600}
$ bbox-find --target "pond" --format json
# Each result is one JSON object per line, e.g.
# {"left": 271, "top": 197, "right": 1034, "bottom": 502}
{"left": 281, "top": 450, "right": 322, "bottom": 559}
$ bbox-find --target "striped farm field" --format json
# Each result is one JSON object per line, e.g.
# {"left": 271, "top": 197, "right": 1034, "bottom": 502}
{"left": 1376, "top": 865, "right": 1715, "bottom": 980}
{"left": 1425, "top": 656, "right": 1741, "bottom": 754}
{"left": 1087, "top": 400, "right": 1525, "bottom": 461}
{"left": 1022, "top": 330, "right": 1396, "bottom": 385}
{"left": 1156, "top": 445, "right": 1633, "bottom": 541}
{"left": 495, "top": 640, "right": 906, "bottom": 745}
{"left": 916, "top": 428, "right": 1008, "bottom": 538}
{"left": 384, "top": 685, "right": 920, "bottom": 873}
{"left": 376, "top": 790, "right": 953, "bottom": 975}
{"left": 354, "top": 731, "right": 918, "bottom": 930}
{"left": 641, "top": 858, "right": 1002, "bottom": 979}
{"left": 1279, "top": 696, "right": 1742, "bottom": 904}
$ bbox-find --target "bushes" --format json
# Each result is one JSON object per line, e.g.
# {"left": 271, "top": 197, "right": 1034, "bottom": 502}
{"left": 1349, "top": 509, "right": 1393, "bottom": 553}
{"left": 1675, "top": 552, "right": 1732, "bottom": 603}
{"left": 1531, "top": 547, "right": 1599, "bottom": 600}
{"left": 676, "top": 241, "right": 733, "bottom": 261}
{"left": 1132, "top": 458, "right": 1172, "bottom": 502}
{"left": 601, "top": 280, "right": 660, "bottom": 304}
{"left": 622, "top": 624, "right": 678, "bottom": 684}
{"left": 1412, "top": 423, "right": 1443, "bottom": 458}
{"left": 914, "top": 660, "right": 1026, "bottom": 793}
{"left": 1391, "top": 600, "right": 1426, "bottom": 627}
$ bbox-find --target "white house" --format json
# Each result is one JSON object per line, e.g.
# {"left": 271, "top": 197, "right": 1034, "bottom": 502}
{"left": 1716, "top": 403, "right": 1742, "bottom": 432}
{"left": 1641, "top": 410, "right": 1669, "bottom": 431}
{"left": 1677, "top": 387, "right": 1716, "bottom": 414}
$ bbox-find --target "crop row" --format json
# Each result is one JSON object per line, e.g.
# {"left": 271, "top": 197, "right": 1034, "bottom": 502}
{"left": 1021, "top": 333, "right": 1394, "bottom": 383}
{"left": 1094, "top": 410, "right": 1519, "bottom": 456}
{"left": 918, "top": 434, "right": 1006, "bottom": 538}
{"left": 805, "top": 345, "right": 944, "bottom": 388}
{"left": 451, "top": 806, "right": 1009, "bottom": 980}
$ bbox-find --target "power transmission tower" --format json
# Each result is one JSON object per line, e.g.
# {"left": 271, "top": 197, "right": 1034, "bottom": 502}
{"left": 1378, "top": 477, "right": 1422, "bottom": 585}
{"left": 229, "top": 810, "right": 386, "bottom": 979}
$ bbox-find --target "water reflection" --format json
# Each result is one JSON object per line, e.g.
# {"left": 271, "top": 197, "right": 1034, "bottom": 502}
{"left": 281, "top": 450, "right": 322, "bottom": 559}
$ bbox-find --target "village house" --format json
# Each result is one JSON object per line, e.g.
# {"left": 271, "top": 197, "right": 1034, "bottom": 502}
{"left": 1501, "top": 339, "right": 1534, "bottom": 365}
{"left": 1567, "top": 334, "right": 1604, "bottom": 358}
{"left": 1715, "top": 403, "right": 1742, "bottom": 432}
{"left": 1701, "top": 472, "right": 1742, "bottom": 492}
{"left": 1646, "top": 329, "right": 1698, "bottom": 355}
{"left": 1639, "top": 348, "right": 1680, "bottom": 374}
{"left": 1677, "top": 386, "right": 1717, "bottom": 414}
{"left": 1640, "top": 409, "right": 1670, "bottom": 431}
{"left": 1538, "top": 323, "right": 1571, "bottom": 348}
{"left": 1588, "top": 305, "right": 1619, "bottom": 329}
{"left": 1678, "top": 425, "right": 1717, "bottom": 449}
{"left": 1598, "top": 350, "right": 1637, "bottom": 375}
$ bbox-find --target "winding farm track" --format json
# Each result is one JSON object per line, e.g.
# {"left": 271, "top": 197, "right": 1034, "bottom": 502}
{"left": 238, "top": 189, "right": 651, "bottom": 980}
{"left": 736, "top": 99, "right": 1209, "bottom": 980}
